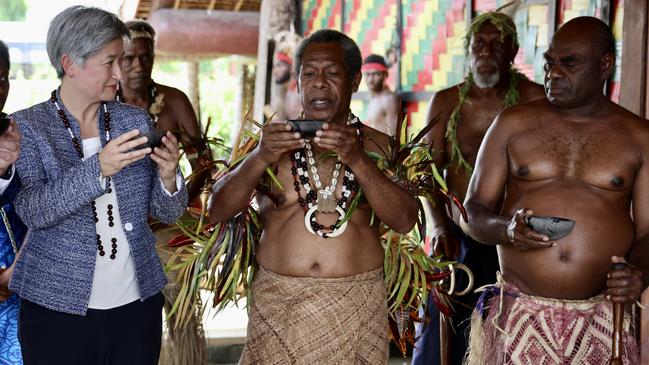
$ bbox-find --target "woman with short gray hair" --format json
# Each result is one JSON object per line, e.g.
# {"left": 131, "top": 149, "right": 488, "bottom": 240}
{"left": 9, "top": 6, "right": 188, "bottom": 364}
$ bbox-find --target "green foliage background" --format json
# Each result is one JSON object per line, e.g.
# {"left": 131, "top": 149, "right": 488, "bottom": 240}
{"left": 0, "top": 0, "right": 27, "bottom": 21}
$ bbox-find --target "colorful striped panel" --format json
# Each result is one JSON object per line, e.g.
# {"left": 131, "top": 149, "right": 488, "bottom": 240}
{"left": 608, "top": 0, "right": 624, "bottom": 102}
{"left": 302, "top": 0, "right": 341, "bottom": 36}
{"left": 345, "top": 0, "right": 399, "bottom": 92}
{"left": 401, "top": 0, "right": 467, "bottom": 92}
{"left": 404, "top": 100, "right": 430, "bottom": 134}
{"left": 558, "top": 0, "right": 602, "bottom": 25}
{"left": 473, "top": 0, "right": 511, "bottom": 12}
{"left": 514, "top": 4, "right": 550, "bottom": 83}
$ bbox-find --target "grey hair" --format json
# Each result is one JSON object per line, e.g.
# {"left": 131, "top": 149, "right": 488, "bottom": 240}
{"left": 47, "top": 6, "right": 129, "bottom": 79}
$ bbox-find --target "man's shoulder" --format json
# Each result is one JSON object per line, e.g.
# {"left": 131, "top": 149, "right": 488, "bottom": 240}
{"left": 490, "top": 99, "right": 550, "bottom": 134}
{"left": 503, "top": 98, "right": 548, "bottom": 116}
{"left": 156, "top": 83, "right": 190, "bottom": 103}
{"left": 110, "top": 100, "right": 150, "bottom": 119}
{"left": 378, "top": 89, "right": 399, "bottom": 101}
{"left": 361, "top": 123, "right": 391, "bottom": 152}
{"left": 608, "top": 102, "right": 649, "bottom": 134}
{"left": 517, "top": 79, "right": 546, "bottom": 103}
{"left": 432, "top": 84, "right": 462, "bottom": 104}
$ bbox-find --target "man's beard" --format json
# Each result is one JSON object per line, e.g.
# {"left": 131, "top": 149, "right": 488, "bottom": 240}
{"left": 274, "top": 72, "right": 291, "bottom": 84}
{"left": 473, "top": 71, "right": 500, "bottom": 88}
{"left": 473, "top": 60, "right": 500, "bottom": 89}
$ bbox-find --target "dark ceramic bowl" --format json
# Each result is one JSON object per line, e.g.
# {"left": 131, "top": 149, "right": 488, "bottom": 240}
{"left": 135, "top": 129, "right": 166, "bottom": 150}
{"left": 287, "top": 119, "right": 326, "bottom": 138}
{"left": 524, "top": 215, "right": 575, "bottom": 241}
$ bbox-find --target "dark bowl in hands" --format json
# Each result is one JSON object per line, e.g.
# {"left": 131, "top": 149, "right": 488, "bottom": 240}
{"left": 286, "top": 119, "right": 326, "bottom": 138}
{"left": 524, "top": 215, "right": 575, "bottom": 241}
{"left": 134, "top": 129, "right": 166, "bottom": 150}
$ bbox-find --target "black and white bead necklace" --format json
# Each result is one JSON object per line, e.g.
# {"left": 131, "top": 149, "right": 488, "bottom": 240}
{"left": 289, "top": 114, "right": 362, "bottom": 238}
{"left": 51, "top": 90, "right": 118, "bottom": 259}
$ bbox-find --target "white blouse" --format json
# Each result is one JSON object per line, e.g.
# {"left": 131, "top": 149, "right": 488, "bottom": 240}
{"left": 83, "top": 137, "right": 141, "bottom": 309}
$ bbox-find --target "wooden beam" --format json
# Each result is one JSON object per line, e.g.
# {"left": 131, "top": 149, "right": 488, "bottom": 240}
{"left": 294, "top": 0, "right": 302, "bottom": 34}
{"left": 619, "top": 0, "right": 648, "bottom": 117}
{"left": 547, "top": 0, "right": 558, "bottom": 46}
{"left": 352, "top": 91, "right": 434, "bottom": 102}
{"left": 149, "top": 9, "right": 259, "bottom": 57}
{"left": 600, "top": 0, "right": 612, "bottom": 25}
{"left": 396, "top": 0, "right": 403, "bottom": 93}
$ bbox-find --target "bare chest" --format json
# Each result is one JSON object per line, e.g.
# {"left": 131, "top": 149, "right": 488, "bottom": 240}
{"left": 509, "top": 122, "right": 639, "bottom": 190}
{"left": 263, "top": 152, "right": 350, "bottom": 211}
{"left": 449, "top": 100, "right": 503, "bottom": 160}
{"left": 366, "top": 99, "right": 387, "bottom": 123}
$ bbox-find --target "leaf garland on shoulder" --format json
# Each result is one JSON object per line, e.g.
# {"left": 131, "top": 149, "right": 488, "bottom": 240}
{"left": 446, "top": 68, "right": 527, "bottom": 175}
{"left": 164, "top": 110, "right": 467, "bottom": 356}
{"left": 367, "top": 111, "right": 466, "bottom": 354}
{"left": 162, "top": 110, "right": 279, "bottom": 329}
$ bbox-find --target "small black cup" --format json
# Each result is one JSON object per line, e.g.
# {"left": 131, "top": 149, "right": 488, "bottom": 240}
{"left": 286, "top": 119, "right": 326, "bottom": 138}
{"left": 134, "top": 129, "right": 167, "bottom": 150}
{"left": 524, "top": 215, "right": 575, "bottom": 241}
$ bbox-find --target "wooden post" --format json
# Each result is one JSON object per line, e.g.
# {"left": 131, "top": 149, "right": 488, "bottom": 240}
{"left": 547, "top": 0, "right": 558, "bottom": 46}
{"left": 187, "top": 60, "right": 200, "bottom": 120}
{"left": 253, "top": 0, "right": 296, "bottom": 124}
{"left": 619, "top": 0, "right": 649, "bottom": 117}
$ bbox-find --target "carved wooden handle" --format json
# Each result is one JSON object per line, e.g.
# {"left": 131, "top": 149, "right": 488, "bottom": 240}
{"left": 610, "top": 262, "right": 627, "bottom": 365}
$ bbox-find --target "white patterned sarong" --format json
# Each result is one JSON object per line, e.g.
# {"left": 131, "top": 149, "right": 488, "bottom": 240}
{"left": 465, "top": 278, "right": 639, "bottom": 365}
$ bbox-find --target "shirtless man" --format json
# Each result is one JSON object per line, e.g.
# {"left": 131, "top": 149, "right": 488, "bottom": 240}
{"left": 270, "top": 51, "right": 302, "bottom": 120}
{"left": 119, "top": 20, "right": 210, "bottom": 365}
{"left": 462, "top": 17, "right": 643, "bottom": 363}
{"left": 413, "top": 12, "right": 545, "bottom": 365}
{"left": 208, "top": 29, "right": 417, "bottom": 364}
{"left": 362, "top": 54, "right": 399, "bottom": 136}
{"left": 119, "top": 20, "right": 209, "bottom": 201}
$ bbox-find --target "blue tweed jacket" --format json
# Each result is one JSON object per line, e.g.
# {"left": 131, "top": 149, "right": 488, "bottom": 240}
{"left": 9, "top": 94, "right": 188, "bottom": 315}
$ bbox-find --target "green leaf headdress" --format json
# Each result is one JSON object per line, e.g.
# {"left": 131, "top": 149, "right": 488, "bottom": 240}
{"left": 464, "top": 10, "right": 519, "bottom": 52}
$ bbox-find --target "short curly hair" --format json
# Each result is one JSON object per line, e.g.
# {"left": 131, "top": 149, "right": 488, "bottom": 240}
{"left": 294, "top": 29, "right": 362, "bottom": 78}
{"left": 125, "top": 19, "right": 156, "bottom": 42}
{"left": 0, "top": 40, "right": 9, "bottom": 69}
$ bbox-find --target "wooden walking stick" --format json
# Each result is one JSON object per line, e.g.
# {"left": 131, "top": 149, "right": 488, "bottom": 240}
{"left": 440, "top": 263, "right": 475, "bottom": 365}
{"left": 440, "top": 313, "right": 452, "bottom": 365}
{"left": 610, "top": 262, "right": 627, "bottom": 365}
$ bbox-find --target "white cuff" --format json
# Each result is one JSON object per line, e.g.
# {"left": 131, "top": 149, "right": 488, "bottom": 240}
{"left": 99, "top": 173, "right": 107, "bottom": 191}
{"left": 0, "top": 165, "right": 15, "bottom": 195}
{"left": 160, "top": 173, "right": 183, "bottom": 197}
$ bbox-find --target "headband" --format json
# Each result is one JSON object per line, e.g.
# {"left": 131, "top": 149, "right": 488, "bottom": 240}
{"left": 276, "top": 52, "right": 292, "bottom": 65}
{"left": 361, "top": 62, "right": 388, "bottom": 73}
{"left": 130, "top": 30, "right": 154, "bottom": 41}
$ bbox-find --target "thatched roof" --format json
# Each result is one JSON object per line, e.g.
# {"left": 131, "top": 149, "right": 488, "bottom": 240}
{"left": 135, "top": 0, "right": 261, "bottom": 19}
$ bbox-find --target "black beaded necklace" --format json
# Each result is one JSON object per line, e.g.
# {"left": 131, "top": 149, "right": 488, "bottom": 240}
{"left": 289, "top": 117, "right": 363, "bottom": 238}
{"left": 50, "top": 90, "right": 118, "bottom": 260}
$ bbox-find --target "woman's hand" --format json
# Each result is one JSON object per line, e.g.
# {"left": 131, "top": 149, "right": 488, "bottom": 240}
{"left": 0, "top": 265, "right": 14, "bottom": 303}
{"left": 149, "top": 131, "right": 180, "bottom": 193}
{"left": 98, "top": 129, "right": 151, "bottom": 177}
{"left": 0, "top": 119, "right": 20, "bottom": 176}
